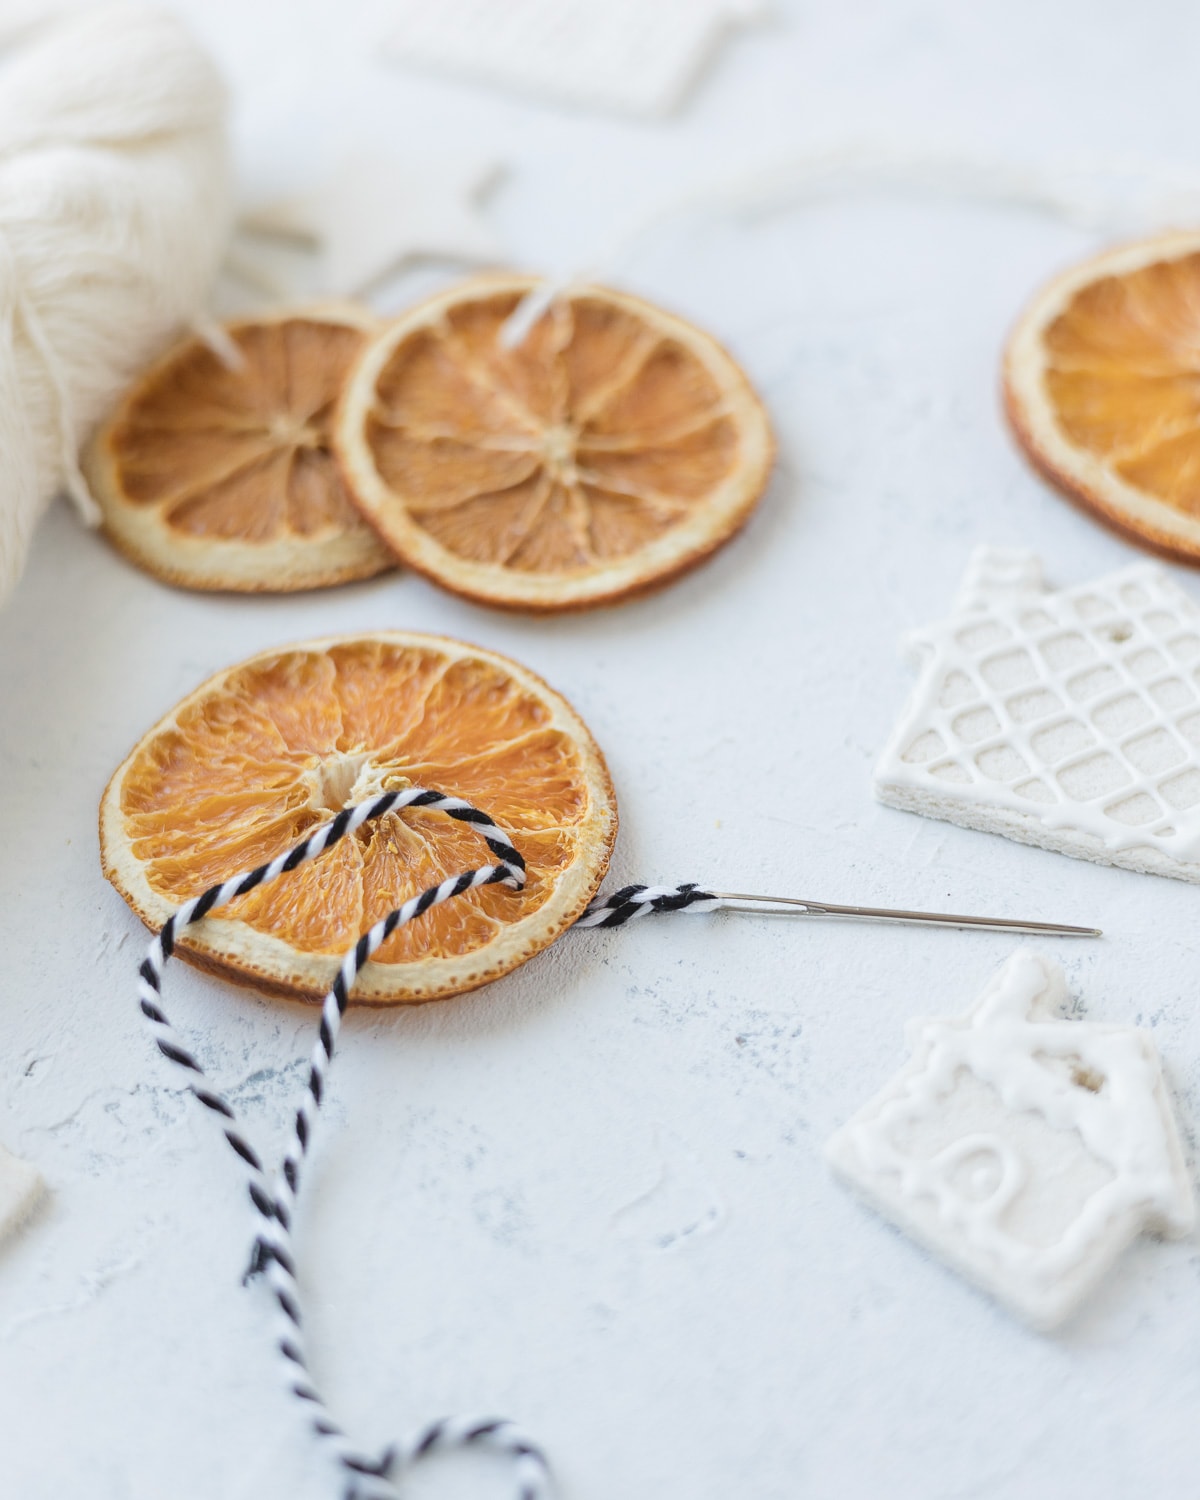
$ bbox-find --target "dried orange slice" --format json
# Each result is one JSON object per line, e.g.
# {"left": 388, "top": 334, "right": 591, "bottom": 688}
{"left": 1005, "top": 232, "right": 1200, "bottom": 563}
{"left": 86, "top": 306, "right": 394, "bottom": 592}
{"left": 100, "top": 632, "right": 617, "bottom": 1004}
{"left": 335, "top": 275, "right": 774, "bottom": 611}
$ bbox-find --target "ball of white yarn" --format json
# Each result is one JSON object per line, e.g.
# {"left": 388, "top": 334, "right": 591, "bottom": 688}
{"left": 0, "top": 2, "right": 231, "bottom": 604}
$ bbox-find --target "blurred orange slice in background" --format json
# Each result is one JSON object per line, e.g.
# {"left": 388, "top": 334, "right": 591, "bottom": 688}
{"left": 1005, "top": 232, "right": 1200, "bottom": 563}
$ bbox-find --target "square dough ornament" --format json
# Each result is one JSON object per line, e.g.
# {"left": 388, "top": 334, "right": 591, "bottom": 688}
{"left": 875, "top": 546, "right": 1200, "bottom": 880}
{"left": 826, "top": 952, "right": 1194, "bottom": 1330}
{"left": 381, "top": 0, "right": 768, "bottom": 118}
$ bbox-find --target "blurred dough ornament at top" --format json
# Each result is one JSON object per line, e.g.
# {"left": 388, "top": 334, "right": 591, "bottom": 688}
{"left": 381, "top": 0, "right": 768, "bottom": 118}
{"left": 0, "top": 2, "right": 230, "bottom": 605}
{"left": 826, "top": 951, "right": 1194, "bottom": 1330}
{"left": 99, "top": 631, "right": 616, "bottom": 1002}
{"left": 335, "top": 275, "right": 774, "bottom": 612}
{"left": 84, "top": 307, "right": 393, "bottom": 592}
{"left": 876, "top": 546, "right": 1200, "bottom": 881}
{"left": 1005, "top": 231, "right": 1200, "bottom": 564}
{"left": 240, "top": 151, "right": 506, "bottom": 300}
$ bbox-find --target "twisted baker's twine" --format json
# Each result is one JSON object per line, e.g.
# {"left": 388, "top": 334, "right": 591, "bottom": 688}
{"left": 136, "top": 787, "right": 718, "bottom": 1500}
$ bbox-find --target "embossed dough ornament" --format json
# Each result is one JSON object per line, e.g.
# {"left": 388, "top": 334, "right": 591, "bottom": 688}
{"left": 827, "top": 952, "right": 1195, "bottom": 1329}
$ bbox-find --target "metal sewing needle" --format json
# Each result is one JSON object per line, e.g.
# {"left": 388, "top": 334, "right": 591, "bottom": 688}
{"left": 710, "top": 892, "right": 1101, "bottom": 938}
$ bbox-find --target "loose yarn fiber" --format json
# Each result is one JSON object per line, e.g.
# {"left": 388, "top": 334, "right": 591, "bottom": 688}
{"left": 0, "top": 2, "right": 231, "bottom": 604}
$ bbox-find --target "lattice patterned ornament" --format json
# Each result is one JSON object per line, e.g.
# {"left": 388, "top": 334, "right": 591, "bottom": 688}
{"left": 875, "top": 546, "right": 1200, "bottom": 880}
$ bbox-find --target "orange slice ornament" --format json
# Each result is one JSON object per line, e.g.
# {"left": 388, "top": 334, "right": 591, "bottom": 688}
{"left": 1005, "top": 232, "right": 1200, "bottom": 563}
{"left": 335, "top": 275, "right": 775, "bottom": 611}
{"left": 86, "top": 306, "right": 395, "bottom": 592}
{"left": 100, "top": 633, "right": 617, "bottom": 1003}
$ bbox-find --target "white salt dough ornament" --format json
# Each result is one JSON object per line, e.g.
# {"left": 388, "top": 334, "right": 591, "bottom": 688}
{"left": 241, "top": 151, "right": 506, "bottom": 298}
{"left": 0, "top": 1141, "right": 43, "bottom": 1245}
{"left": 381, "top": 0, "right": 767, "bottom": 119}
{"left": 875, "top": 546, "right": 1200, "bottom": 880}
{"left": 827, "top": 951, "right": 1194, "bottom": 1330}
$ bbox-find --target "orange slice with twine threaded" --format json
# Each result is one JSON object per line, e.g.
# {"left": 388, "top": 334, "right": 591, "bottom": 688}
{"left": 1005, "top": 232, "right": 1200, "bottom": 563}
{"left": 335, "top": 275, "right": 775, "bottom": 611}
{"left": 86, "top": 306, "right": 395, "bottom": 592}
{"left": 99, "top": 633, "right": 617, "bottom": 1004}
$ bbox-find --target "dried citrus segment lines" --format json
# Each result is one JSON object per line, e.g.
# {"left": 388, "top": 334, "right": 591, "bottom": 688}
{"left": 336, "top": 275, "right": 774, "bottom": 610}
{"left": 100, "top": 633, "right": 617, "bottom": 1004}
{"left": 232, "top": 836, "right": 367, "bottom": 956}
{"left": 1005, "top": 232, "right": 1200, "bottom": 562}
{"left": 86, "top": 306, "right": 395, "bottom": 592}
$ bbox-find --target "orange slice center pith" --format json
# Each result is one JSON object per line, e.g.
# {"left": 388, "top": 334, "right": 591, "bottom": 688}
{"left": 117, "top": 640, "right": 597, "bottom": 966}
{"left": 112, "top": 318, "right": 372, "bottom": 542}
{"left": 362, "top": 289, "right": 744, "bottom": 572}
{"left": 1040, "top": 252, "right": 1200, "bottom": 513}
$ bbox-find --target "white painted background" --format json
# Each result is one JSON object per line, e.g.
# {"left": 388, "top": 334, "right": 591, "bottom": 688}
{"left": 3, "top": 2, "right": 1200, "bottom": 1497}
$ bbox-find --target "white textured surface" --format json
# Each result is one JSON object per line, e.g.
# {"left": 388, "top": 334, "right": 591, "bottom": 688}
{"left": 4, "top": 3, "right": 1200, "bottom": 1499}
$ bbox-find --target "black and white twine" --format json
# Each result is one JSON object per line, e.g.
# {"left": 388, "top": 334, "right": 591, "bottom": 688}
{"left": 135, "top": 787, "right": 720, "bottom": 1499}
{"left": 576, "top": 881, "right": 720, "bottom": 926}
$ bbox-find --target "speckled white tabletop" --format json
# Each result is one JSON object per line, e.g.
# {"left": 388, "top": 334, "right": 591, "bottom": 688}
{"left": 3, "top": 3, "right": 1200, "bottom": 1498}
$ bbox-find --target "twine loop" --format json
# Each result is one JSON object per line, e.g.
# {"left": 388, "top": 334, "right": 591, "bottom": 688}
{"left": 135, "top": 785, "right": 718, "bottom": 1497}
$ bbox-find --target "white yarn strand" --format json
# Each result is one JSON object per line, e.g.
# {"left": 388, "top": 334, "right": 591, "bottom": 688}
{"left": 0, "top": 2, "right": 231, "bottom": 603}
{"left": 501, "top": 142, "right": 1200, "bottom": 345}
{"left": 592, "top": 144, "right": 1200, "bottom": 277}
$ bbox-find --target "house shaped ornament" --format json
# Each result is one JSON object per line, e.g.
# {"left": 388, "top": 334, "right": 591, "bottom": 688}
{"left": 875, "top": 546, "right": 1200, "bottom": 882}
{"left": 826, "top": 952, "right": 1195, "bottom": 1329}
